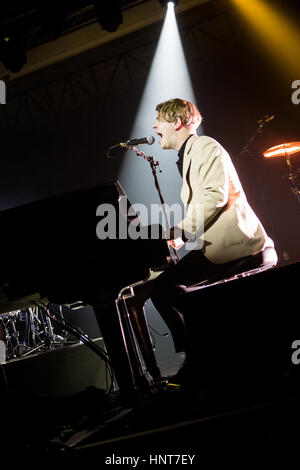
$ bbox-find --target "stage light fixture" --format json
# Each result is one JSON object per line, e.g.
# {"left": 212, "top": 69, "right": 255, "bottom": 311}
{"left": 38, "top": 1, "right": 66, "bottom": 39}
{"left": 94, "top": 0, "right": 123, "bottom": 33}
{"left": 159, "top": 0, "right": 179, "bottom": 7}
{"left": 0, "top": 31, "right": 27, "bottom": 73}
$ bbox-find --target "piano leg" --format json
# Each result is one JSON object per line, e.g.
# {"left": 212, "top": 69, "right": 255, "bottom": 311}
{"left": 93, "top": 299, "right": 154, "bottom": 408}
{"left": 92, "top": 270, "right": 168, "bottom": 407}
{"left": 125, "top": 296, "right": 162, "bottom": 383}
{"left": 118, "top": 274, "right": 171, "bottom": 391}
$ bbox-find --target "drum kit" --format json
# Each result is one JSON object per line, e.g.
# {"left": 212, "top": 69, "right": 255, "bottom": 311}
{"left": 0, "top": 305, "right": 74, "bottom": 363}
{"left": 263, "top": 141, "right": 300, "bottom": 205}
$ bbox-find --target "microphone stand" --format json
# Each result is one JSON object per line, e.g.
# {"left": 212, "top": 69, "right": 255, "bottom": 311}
{"left": 283, "top": 147, "right": 300, "bottom": 207}
{"left": 123, "top": 144, "right": 180, "bottom": 263}
{"left": 236, "top": 118, "right": 272, "bottom": 161}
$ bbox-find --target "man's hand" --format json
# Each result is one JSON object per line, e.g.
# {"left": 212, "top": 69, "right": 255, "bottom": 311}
{"left": 167, "top": 237, "right": 185, "bottom": 251}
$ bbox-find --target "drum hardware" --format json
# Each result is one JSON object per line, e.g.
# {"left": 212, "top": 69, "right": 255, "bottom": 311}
{"left": 263, "top": 142, "right": 300, "bottom": 205}
{"left": 0, "top": 306, "right": 74, "bottom": 361}
{"left": 236, "top": 114, "right": 275, "bottom": 161}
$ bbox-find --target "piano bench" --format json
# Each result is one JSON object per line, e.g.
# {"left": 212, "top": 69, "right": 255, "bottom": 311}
{"left": 183, "top": 264, "right": 276, "bottom": 293}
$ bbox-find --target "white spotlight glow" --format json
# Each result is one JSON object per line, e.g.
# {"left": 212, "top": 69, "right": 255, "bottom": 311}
{"left": 118, "top": 4, "right": 200, "bottom": 225}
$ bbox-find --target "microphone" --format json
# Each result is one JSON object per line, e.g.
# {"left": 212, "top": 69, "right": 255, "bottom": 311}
{"left": 120, "top": 136, "right": 155, "bottom": 147}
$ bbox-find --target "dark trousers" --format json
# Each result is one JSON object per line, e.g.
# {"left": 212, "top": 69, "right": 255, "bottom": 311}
{"left": 150, "top": 246, "right": 277, "bottom": 358}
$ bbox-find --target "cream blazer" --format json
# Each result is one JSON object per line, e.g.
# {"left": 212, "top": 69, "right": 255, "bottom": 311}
{"left": 176, "top": 135, "right": 274, "bottom": 263}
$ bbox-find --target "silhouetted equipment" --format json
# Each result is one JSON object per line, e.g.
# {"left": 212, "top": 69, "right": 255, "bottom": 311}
{"left": 0, "top": 28, "right": 27, "bottom": 73}
{"left": 94, "top": 0, "right": 123, "bottom": 32}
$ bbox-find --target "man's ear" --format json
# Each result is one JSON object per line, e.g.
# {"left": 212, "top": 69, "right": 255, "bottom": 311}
{"left": 174, "top": 118, "right": 183, "bottom": 130}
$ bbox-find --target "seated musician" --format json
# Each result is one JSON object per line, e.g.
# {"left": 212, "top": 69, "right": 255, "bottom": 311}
{"left": 150, "top": 98, "right": 278, "bottom": 393}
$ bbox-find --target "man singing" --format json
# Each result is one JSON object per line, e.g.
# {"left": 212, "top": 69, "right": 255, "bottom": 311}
{"left": 150, "top": 98, "right": 277, "bottom": 393}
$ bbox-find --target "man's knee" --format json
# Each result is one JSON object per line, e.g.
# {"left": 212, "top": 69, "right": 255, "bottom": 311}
{"left": 150, "top": 276, "right": 186, "bottom": 306}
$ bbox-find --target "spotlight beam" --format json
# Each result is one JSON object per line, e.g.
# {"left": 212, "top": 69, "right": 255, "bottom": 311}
{"left": 118, "top": 2, "right": 200, "bottom": 227}
{"left": 231, "top": 0, "right": 300, "bottom": 78}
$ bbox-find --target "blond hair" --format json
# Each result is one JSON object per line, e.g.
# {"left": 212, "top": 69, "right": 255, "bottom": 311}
{"left": 156, "top": 98, "right": 202, "bottom": 131}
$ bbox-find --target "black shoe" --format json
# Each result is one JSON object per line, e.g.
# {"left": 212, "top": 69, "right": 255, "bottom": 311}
{"left": 168, "top": 359, "right": 203, "bottom": 393}
{"left": 166, "top": 362, "right": 209, "bottom": 413}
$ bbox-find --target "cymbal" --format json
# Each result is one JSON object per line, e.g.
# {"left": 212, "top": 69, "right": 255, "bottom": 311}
{"left": 263, "top": 142, "right": 300, "bottom": 158}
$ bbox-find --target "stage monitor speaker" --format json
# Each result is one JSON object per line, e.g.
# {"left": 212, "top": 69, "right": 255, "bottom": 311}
{"left": 0, "top": 337, "right": 114, "bottom": 397}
